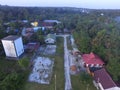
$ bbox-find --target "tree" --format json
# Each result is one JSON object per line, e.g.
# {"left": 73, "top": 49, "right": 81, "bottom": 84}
{"left": 106, "top": 59, "right": 120, "bottom": 81}
{"left": 36, "top": 30, "right": 44, "bottom": 44}
{"left": 0, "top": 72, "right": 25, "bottom": 90}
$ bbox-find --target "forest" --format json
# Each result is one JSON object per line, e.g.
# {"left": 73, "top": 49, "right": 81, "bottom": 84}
{"left": 0, "top": 5, "right": 120, "bottom": 89}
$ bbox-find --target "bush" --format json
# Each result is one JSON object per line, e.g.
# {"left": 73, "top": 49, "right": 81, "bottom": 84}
{"left": 0, "top": 72, "right": 26, "bottom": 90}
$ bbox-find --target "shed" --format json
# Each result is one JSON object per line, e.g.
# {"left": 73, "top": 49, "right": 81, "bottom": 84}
{"left": 1, "top": 35, "right": 24, "bottom": 59}
{"left": 82, "top": 52, "right": 104, "bottom": 67}
{"left": 45, "top": 34, "right": 56, "bottom": 44}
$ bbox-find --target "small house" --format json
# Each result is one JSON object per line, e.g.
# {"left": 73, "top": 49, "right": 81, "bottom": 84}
{"left": 42, "top": 20, "right": 61, "bottom": 29}
{"left": 93, "top": 68, "right": 120, "bottom": 90}
{"left": 1, "top": 35, "right": 24, "bottom": 59}
{"left": 45, "top": 34, "right": 56, "bottom": 44}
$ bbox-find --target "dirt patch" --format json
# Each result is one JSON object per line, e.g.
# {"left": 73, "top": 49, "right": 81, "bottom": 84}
{"left": 39, "top": 45, "right": 56, "bottom": 55}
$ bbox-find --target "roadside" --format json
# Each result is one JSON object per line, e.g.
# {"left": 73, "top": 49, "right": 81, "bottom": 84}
{"left": 67, "top": 35, "right": 96, "bottom": 90}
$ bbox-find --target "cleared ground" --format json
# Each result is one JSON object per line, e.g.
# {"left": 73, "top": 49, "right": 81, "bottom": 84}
{"left": 29, "top": 57, "right": 54, "bottom": 84}
{"left": 24, "top": 37, "right": 65, "bottom": 90}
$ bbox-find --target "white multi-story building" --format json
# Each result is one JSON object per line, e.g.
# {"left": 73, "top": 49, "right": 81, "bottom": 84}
{"left": 1, "top": 35, "right": 24, "bottom": 59}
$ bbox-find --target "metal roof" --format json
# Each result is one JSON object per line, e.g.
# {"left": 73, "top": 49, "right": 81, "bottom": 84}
{"left": 2, "top": 35, "right": 20, "bottom": 41}
{"left": 94, "top": 68, "right": 117, "bottom": 89}
{"left": 82, "top": 52, "right": 104, "bottom": 65}
{"left": 45, "top": 34, "right": 56, "bottom": 40}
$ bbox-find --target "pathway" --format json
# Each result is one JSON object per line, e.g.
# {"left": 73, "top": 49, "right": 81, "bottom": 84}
{"left": 63, "top": 35, "right": 72, "bottom": 90}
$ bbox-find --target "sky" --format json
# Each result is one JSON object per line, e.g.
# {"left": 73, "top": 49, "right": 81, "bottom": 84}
{"left": 0, "top": 0, "right": 120, "bottom": 9}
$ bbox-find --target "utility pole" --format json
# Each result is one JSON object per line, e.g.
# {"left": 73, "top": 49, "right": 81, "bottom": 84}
{"left": 55, "top": 74, "right": 56, "bottom": 90}
{"left": 87, "top": 84, "right": 89, "bottom": 90}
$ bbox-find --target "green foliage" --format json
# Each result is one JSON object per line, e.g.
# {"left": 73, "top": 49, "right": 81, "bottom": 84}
{"left": 36, "top": 30, "right": 44, "bottom": 44}
{"left": 106, "top": 59, "right": 120, "bottom": 81}
{"left": 71, "top": 74, "right": 96, "bottom": 90}
{"left": 80, "top": 72, "right": 92, "bottom": 83}
{"left": 73, "top": 30, "right": 91, "bottom": 53}
{"left": 0, "top": 72, "right": 27, "bottom": 90}
{"left": 18, "top": 57, "right": 29, "bottom": 70}
{"left": 0, "top": 58, "right": 30, "bottom": 90}
{"left": 56, "top": 37, "right": 64, "bottom": 55}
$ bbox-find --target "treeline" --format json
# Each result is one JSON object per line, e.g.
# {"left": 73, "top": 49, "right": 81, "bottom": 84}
{"left": 0, "top": 6, "right": 86, "bottom": 22}
{"left": 0, "top": 5, "right": 120, "bottom": 27}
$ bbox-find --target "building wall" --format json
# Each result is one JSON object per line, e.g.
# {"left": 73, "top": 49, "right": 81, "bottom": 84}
{"left": 2, "top": 40, "right": 17, "bottom": 57}
{"left": 98, "top": 83, "right": 104, "bottom": 90}
{"left": 93, "top": 80, "right": 104, "bottom": 90}
{"left": 14, "top": 37, "right": 24, "bottom": 57}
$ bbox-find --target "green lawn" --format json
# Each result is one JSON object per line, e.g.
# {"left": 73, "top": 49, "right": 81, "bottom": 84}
{"left": 71, "top": 74, "right": 97, "bottom": 90}
{"left": 24, "top": 37, "right": 65, "bottom": 90}
{"left": 0, "top": 57, "right": 19, "bottom": 72}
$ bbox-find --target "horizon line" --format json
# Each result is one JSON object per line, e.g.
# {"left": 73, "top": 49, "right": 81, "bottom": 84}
{"left": 1, "top": 4, "right": 120, "bottom": 10}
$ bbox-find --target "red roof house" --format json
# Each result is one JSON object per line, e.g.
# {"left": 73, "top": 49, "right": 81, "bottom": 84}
{"left": 82, "top": 52, "right": 104, "bottom": 67}
{"left": 93, "top": 68, "right": 120, "bottom": 90}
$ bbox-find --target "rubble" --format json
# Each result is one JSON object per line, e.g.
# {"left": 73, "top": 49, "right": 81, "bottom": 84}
{"left": 29, "top": 57, "right": 54, "bottom": 84}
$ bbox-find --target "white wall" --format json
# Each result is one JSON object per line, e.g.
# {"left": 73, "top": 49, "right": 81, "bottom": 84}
{"left": 105, "top": 87, "right": 120, "bottom": 90}
{"left": 14, "top": 37, "right": 24, "bottom": 57}
{"left": 2, "top": 40, "right": 17, "bottom": 57}
{"left": 45, "top": 38, "right": 55, "bottom": 44}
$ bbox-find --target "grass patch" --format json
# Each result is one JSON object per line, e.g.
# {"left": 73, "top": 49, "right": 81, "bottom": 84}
{"left": 0, "top": 57, "right": 20, "bottom": 71}
{"left": 24, "top": 37, "right": 65, "bottom": 90}
{"left": 54, "top": 37, "right": 64, "bottom": 90}
{"left": 71, "top": 74, "right": 97, "bottom": 90}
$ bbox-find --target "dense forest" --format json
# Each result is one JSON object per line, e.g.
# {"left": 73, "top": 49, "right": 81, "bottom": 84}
{"left": 0, "top": 5, "right": 120, "bottom": 89}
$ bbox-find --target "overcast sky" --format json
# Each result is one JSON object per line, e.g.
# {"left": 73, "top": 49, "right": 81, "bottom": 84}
{"left": 0, "top": 0, "right": 120, "bottom": 9}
